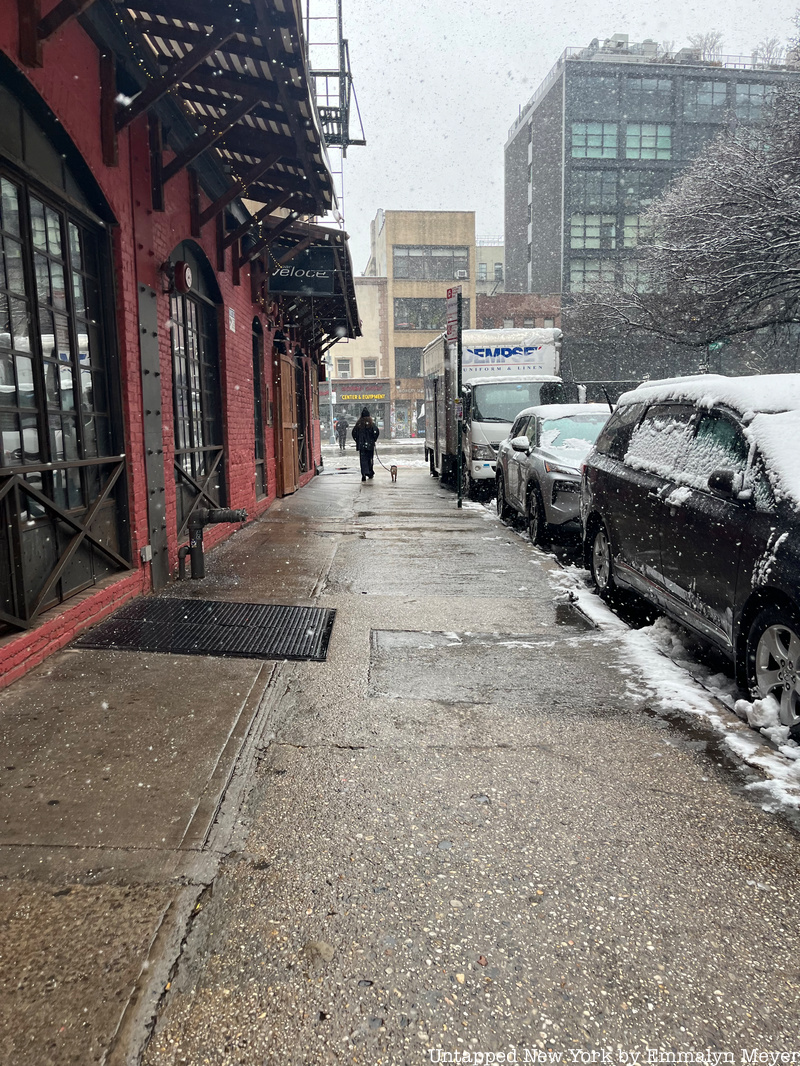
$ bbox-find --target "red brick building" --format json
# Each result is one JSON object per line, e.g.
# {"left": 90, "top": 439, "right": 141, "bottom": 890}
{"left": 0, "top": 0, "right": 359, "bottom": 687}
{"left": 476, "top": 292, "right": 561, "bottom": 330}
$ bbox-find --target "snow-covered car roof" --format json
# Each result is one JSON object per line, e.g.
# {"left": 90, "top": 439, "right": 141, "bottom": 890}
{"left": 618, "top": 373, "right": 800, "bottom": 416}
{"left": 618, "top": 374, "right": 800, "bottom": 510}
{"left": 514, "top": 402, "right": 611, "bottom": 420}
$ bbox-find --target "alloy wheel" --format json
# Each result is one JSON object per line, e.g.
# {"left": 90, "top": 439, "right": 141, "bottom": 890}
{"left": 754, "top": 621, "right": 800, "bottom": 727}
{"left": 591, "top": 523, "right": 613, "bottom": 592}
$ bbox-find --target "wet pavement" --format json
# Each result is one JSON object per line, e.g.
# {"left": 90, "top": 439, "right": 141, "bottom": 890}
{"left": 2, "top": 454, "right": 800, "bottom": 1064}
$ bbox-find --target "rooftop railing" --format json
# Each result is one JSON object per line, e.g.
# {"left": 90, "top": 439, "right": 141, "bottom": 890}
{"left": 506, "top": 44, "right": 798, "bottom": 141}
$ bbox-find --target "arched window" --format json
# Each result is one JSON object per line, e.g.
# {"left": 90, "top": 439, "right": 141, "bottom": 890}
{"left": 0, "top": 92, "right": 127, "bottom": 632}
{"left": 168, "top": 242, "right": 225, "bottom": 538}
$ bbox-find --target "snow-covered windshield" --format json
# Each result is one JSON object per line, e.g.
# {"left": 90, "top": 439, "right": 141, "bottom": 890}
{"left": 472, "top": 381, "right": 566, "bottom": 422}
{"left": 540, "top": 413, "right": 609, "bottom": 453}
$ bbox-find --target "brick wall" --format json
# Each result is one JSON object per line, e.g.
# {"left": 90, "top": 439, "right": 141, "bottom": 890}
{"left": 0, "top": 4, "right": 322, "bottom": 685}
{"left": 476, "top": 293, "right": 562, "bottom": 330}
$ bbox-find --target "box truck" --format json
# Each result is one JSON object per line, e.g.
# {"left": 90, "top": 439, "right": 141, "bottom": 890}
{"left": 423, "top": 327, "right": 572, "bottom": 496}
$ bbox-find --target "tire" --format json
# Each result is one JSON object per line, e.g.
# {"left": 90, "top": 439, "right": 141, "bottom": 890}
{"left": 589, "top": 520, "right": 615, "bottom": 596}
{"left": 527, "top": 487, "right": 548, "bottom": 547}
{"left": 496, "top": 474, "right": 511, "bottom": 522}
{"left": 745, "top": 604, "right": 800, "bottom": 729}
{"left": 461, "top": 458, "right": 474, "bottom": 500}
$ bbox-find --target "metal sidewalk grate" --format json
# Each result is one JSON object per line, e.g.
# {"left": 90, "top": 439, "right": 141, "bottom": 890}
{"left": 75, "top": 598, "right": 336, "bottom": 662}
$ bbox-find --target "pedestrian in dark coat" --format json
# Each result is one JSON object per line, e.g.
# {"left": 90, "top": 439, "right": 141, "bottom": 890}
{"left": 335, "top": 417, "right": 349, "bottom": 452}
{"left": 352, "top": 406, "right": 379, "bottom": 481}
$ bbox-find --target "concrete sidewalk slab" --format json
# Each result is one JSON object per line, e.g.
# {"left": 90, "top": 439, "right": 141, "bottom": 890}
{"left": 0, "top": 608, "right": 289, "bottom": 1064}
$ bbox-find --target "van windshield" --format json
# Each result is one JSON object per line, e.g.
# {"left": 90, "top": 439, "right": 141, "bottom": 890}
{"left": 471, "top": 380, "right": 565, "bottom": 422}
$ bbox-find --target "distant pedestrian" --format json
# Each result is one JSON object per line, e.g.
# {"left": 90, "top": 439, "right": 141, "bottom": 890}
{"left": 352, "top": 406, "right": 379, "bottom": 481}
{"left": 335, "top": 417, "right": 349, "bottom": 452}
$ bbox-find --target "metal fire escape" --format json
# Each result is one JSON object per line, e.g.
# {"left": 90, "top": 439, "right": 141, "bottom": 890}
{"left": 305, "top": 0, "right": 366, "bottom": 155}
{"left": 304, "top": 0, "right": 365, "bottom": 229}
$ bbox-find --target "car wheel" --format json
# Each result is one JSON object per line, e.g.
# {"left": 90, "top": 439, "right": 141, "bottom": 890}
{"left": 461, "top": 458, "right": 474, "bottom": 500}
{"left": 496, "top": 474, "right": 510, "bottom": 522}
{"left": 746, "top": 604, "right": 800, "bottom": 729}
{"left": 527, "top": 487, "right": 548, "bottom": 547}
{"left": 589, "top": 520, "right": 615, "bottom": 595}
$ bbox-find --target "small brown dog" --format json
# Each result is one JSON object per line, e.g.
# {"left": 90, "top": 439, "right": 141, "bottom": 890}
{"left": 390, "top": 464, "right": 398, "bottom": 482}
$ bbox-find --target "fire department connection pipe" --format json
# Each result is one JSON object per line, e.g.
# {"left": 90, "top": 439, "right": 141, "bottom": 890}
{"left": 180, "top": 507, "right": 248, "bottom": 580}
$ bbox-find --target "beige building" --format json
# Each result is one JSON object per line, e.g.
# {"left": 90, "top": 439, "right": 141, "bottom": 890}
{"left": 325, "top": 276, "right": 391, "bottom": 434}
{"left": 353, "top": 209, "right": 477, "bottom": 437}
{"left": 475, "top": 239, "right": 505, "bottom": 295}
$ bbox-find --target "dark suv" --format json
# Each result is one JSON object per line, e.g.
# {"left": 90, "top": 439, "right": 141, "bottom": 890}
{"left": 580, "top": 374, "right": 800, "bottom": 731}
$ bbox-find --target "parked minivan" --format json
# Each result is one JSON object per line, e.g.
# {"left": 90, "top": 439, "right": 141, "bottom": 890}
{"left": 580, "top": 374, "right": 800, "bottom": 732}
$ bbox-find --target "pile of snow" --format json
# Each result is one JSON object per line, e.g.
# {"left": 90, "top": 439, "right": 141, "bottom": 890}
{"left": 548, "top": 563, "right": 800, "bottom": 814}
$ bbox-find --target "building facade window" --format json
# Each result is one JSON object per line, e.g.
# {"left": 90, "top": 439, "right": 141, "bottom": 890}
{"left": 543, "top": 318, "right": 555, "bottom": 328}
{"left": 393, "top": 246, "right": 469, "bottom": 280}
{"left": 621, "top": 170, "right": 668, "bottom": 210}
{"left": 336, "top": 358, "right": 351, "bottom": 378}
{"left": 683, "top": 79, "right": 728, "bottom": 122}
{"left": 624, "top": 76, "right": 673, "bottom": 120}
{"left": 623, "top": 214, "right": 654, "bottom": 248}
{"left": 570, "top": 214, "right": 616, "bottom": 249}
{"left": 623, "top": 260, "right": 657, "bottom": 293}
{"left": 252, "top": 320, "right": 266, "bottom": 500}
{"left": 494, "top": 263, "right": 504, "bottom": 281}
{"left": 502, "top": 318, "right": 514, "bottom": 328}
{"left": 394, "top": 297, "right": 470, "bottom": 330}
{"left": 363, "top": 359, "right": 377, "bottom": 377}
{"left": 571, "top": 170, "right": 617, "bottom": 210}
{"left": 735, "top": 82, "right": 771, "bottom": 121}
{"left": 571, "top": 122, "right": 618, "bottom": 158}
{"left": 523, "top": 318, "right": 534, "bottom": 328}
{"left": 570, "top": 75, "right": 620, "bottom": 116}
{"left": 477, "top": 262, "right": 487, "bottom": 281}
{"left": 394, "top": 347, "right": 423, "bottom": 377}
{"left": 569, "top": 259, "right": 616, "bottom": 293}
{"left": 625, "top": 123, "right": 671, "bottom": 159}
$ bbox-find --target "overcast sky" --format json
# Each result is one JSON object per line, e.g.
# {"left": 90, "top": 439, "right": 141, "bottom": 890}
{"left": 324, "top": 0, "right": 792, "bottom": 274}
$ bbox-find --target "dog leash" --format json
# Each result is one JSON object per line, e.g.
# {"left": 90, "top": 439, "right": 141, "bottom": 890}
{"left": 373, "top": 444, "right": 393, "bottom": 475}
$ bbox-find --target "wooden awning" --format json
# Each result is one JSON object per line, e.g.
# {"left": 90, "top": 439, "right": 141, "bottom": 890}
{"left": 113, "top": 0, "right": 336, "bottom": 220}
{"left": 253, "top": 221, "right": 361, "bottom": 347}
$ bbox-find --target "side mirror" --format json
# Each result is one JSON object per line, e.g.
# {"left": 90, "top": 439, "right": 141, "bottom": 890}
{"left": 708, "top": 468, "right": 750, "bottom": 501}
{"left": 707, "top": 468, "right": 735, "bottom": 495}
{"left": 510, "top": 435, "right": 530, "bottom": 453}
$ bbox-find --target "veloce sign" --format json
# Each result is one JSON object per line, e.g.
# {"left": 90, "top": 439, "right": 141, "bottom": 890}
{"left": 269, "top": 246, "right": 336, "bottom": 296}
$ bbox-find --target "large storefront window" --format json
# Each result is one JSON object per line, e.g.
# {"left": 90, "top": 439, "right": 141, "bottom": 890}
{"left": 0, "top": 169, "right": 127, "bottom": 630}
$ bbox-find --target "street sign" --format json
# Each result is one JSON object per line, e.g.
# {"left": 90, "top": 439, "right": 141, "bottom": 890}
{"left": 454, "top": 400, "right": 463, "bottom": 421}
{"left": 446, "top": 286, "right": 461, "bottom": 344}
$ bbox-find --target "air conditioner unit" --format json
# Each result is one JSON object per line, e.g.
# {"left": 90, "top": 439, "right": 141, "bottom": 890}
{"left": 455, "top": 270, "right": 468, "bottom": 279}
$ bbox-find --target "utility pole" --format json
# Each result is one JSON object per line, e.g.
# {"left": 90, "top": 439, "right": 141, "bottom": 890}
{"left": 456, "top": 290, "right": 463, "bottom": 510}
{"left": 446, "top": 286, "right": 463, "bottom": 509}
